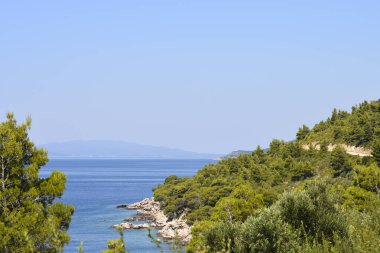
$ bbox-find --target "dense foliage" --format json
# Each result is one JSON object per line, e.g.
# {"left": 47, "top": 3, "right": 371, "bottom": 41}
{"left": 298, "top": 99, "right": 380, "bottom": 148}
{"left": 0, "top": 113, "right": 74, "bottom": 253}
{"left": 154, "top": 100, "right": 380, "bottom": 252}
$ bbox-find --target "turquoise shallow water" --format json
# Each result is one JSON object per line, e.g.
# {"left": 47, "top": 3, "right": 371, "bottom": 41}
{"left": 40, "top": 159, "right": 213, "bottom": 253}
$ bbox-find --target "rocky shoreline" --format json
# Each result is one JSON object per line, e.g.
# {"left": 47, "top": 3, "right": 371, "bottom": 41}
{"left": 113, "top": 198, "right": 191, "bottom": 243}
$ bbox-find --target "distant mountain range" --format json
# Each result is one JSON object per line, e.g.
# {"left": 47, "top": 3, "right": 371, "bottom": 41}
{"left": 41, "top": 140, "right": 221, "bottom": 159}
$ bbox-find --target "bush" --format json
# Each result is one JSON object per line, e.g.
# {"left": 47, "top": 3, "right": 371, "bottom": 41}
{"left": 343, "top": 186, "right": 380, "bottom": 211}
{"left": 237, "top": 208, "right": 300, "bottom": 253}
{"left": 203, "top": 221, "right": 241, "bottom": 253}
{"left": 276, "top": 182, "right": 348, "bottom": 243}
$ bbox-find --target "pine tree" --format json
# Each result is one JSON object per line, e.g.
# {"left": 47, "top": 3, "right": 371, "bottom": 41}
{"left": 296, "top": 125, "right": 310, "bottom": 141}
{"left": 331, "top": 108, "right": 338, "bottom": 122}
{"left": 330, "top": 146, "right": 352, "bottom": 176}
{"left": 372, "top": 141, "right": 380, "bottom": 167}
{"left": 0, "top": 113, "right": 74, "bottom": 253}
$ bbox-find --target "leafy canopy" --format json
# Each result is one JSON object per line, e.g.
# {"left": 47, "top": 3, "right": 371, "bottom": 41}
{"left": 0, "top": 113, "right": 74, "bottom": 253}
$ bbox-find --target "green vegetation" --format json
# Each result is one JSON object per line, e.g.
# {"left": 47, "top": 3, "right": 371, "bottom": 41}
{"left": 154, "top": 100, "right": 380, "bottom": 252}
{"left": 0, "top": 113, "right": 74, "bottom": 253}
{"left": 298, "top": 99, "right": 380, "bottom": 148}
{"left": 101, "top": 229, "right": 127, "bottom": 253}
{"left": 3, "top": 98, "right": 380, "bottom": 252}
{"left": 154, "top": 141, "right": 325, "bottom": 225}
{"left": 372, "top": 140, "right": 380, "bottom": 166}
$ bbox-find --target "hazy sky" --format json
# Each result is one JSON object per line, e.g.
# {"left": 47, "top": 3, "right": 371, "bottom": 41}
{"left": 1, "top": 1, "right": 379, "bottom": 153}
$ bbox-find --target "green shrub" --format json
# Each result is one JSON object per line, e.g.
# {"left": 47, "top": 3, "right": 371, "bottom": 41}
{"left": 237, "top": 208, "right": 300, "bottom": 253}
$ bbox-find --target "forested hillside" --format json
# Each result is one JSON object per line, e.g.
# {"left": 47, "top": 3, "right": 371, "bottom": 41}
{"left": 154, "top": 100, "right": 380, "bottom": 253}
{"left": 297, "top": 99, "right": 380, "bottom": 148}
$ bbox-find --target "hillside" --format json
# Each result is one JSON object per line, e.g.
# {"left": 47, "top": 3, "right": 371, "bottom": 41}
{"left": 153, "top": 99, "right": 380, "bottom": 253}
{"left": 41, "top": 140, "right": 221, "bottom": 159}
{"left": 297, "top": 99, "right": 380, "bottom": 148}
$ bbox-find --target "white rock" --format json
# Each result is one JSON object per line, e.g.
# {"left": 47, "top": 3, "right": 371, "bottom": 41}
{"left": 116, "top": 198, "right": 192, "bottom": 243}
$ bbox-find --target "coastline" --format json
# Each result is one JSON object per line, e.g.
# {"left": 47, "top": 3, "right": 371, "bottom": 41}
{"left": 113, "top": 198, "right": 191, "bottom": 243}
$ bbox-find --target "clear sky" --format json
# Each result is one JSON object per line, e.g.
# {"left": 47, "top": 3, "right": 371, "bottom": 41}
{"left": 0, "top": 1, "right": 379, "bottom": 154}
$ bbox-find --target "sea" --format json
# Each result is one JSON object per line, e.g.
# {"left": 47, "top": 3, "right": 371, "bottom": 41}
{"left": 40, "top": 159, "right": 214, "bottom": 253}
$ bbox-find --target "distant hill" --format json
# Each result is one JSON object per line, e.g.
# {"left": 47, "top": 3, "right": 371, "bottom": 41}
{"left": 222, "top": 148, "right": 270, "bottom": 159}
{"left": 41, "top": 140, "right": 221, "bottom": 159}
{"left": 222, "top": 150, "right": 252, "bottom": 159}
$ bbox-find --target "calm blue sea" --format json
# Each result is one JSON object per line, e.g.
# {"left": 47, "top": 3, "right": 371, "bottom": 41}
{"left": 40, "top": 159, "right": 213, "bottom": 253}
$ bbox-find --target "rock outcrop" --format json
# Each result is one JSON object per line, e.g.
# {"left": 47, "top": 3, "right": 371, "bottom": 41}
{"left": 157, "top": 214, "right": 191, "bottom": 243}
{"left": 114, "top": 198, "right": 191, "bottom": 243}
{"left": 113, "top": 222, "right": 150, "bottom": 229}
{"left": 302, "top": 143, "right": 372, "bottom": 157}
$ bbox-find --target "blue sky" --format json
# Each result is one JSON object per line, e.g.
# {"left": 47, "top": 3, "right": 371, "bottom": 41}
{"left": 0, "top": 1, "right": 379, "bottom": 153}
